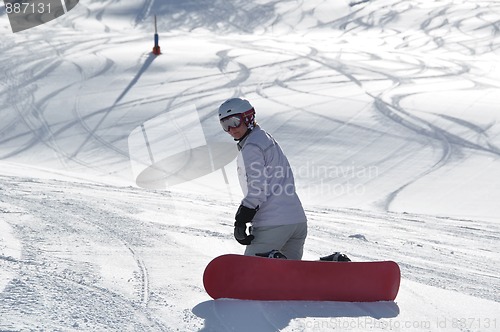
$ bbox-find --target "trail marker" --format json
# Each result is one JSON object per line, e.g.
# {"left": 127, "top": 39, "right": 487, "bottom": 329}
{"left": 152, "top": 15, "right": 161, "bottom": 55}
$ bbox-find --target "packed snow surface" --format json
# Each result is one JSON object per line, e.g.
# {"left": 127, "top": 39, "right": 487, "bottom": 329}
{"left": 1, "top": 0, "right": 500, "bottom": 330}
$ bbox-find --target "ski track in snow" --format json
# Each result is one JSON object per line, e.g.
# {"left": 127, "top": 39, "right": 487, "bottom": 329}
{"left": 0, "top": 180, "right": 168, "bottom": 330}
{"left": 1, "top": 176, "right": 499, "bottom": 330}
{"left": 1, "top": 0, "right": 500, "bottom": 330}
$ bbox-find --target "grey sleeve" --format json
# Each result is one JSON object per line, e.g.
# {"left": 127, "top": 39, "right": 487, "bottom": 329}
{"left": 240, "top": 143, "right": 269, "bottom": 209}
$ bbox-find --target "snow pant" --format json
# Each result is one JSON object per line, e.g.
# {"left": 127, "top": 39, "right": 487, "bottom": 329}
{"left": 244, "top": 222, "right": 307, "bottom": 260}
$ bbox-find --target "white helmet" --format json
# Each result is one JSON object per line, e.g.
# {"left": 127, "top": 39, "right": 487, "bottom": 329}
{"left": 218, "top": 98, "right": 255, "bottom": 120}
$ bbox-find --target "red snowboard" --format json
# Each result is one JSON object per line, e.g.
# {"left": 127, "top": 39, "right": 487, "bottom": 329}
{"left": 203, "top": 254, "right": 400, "bottom": 302}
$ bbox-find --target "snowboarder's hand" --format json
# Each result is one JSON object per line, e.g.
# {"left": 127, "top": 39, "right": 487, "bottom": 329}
{"left": 234, "top": 222, "right": 254, "bottom": 245}
{"left": 235, "top": 204, "right": 258, "bottom": 223}
{"left": 234, "top": 205, "right": 258, "bottom": 245}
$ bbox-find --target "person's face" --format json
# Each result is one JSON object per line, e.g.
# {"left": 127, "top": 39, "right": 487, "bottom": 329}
{"left": 227, "top": 123, "right": 248, "bottom": 140}
{"left": 220, "top": 114, "right": 249, "bottom": 139}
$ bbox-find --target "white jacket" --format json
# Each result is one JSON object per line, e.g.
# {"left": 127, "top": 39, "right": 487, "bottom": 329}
{"left": 237, "top": 126, "right": 307, "bottom": 227}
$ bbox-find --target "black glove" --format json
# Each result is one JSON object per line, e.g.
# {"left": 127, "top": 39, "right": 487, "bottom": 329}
{"left": 235, "top": 204, "right": 259, "bottom": 223}
{"left": 234, "top": 224, "right": 254, "bottom": 245}
{"left": 234, "top": 205, "right": 259, "bottom": 245}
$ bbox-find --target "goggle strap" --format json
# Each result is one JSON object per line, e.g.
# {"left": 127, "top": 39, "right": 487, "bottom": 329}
{"left": 241, "top": 108, "right": 255, "bottom": 118}
{"left": 241, "top": 108, "right": 255, "bottom": 125}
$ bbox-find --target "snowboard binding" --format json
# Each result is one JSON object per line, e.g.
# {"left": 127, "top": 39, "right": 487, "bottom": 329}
{"left": 320, "top": 252, "right": 351, "bottom": 262}
{"left": 256, "top": 250, "right": 287, "bottom": 259}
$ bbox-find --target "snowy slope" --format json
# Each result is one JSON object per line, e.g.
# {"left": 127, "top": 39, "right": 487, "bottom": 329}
{"left": 1, "top": 0, "right": 500, "bottom": 331}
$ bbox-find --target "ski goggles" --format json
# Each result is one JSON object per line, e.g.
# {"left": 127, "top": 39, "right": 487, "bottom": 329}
{"left": 220, "top": 109, "right": 255, "bottom": 132}
{"left": 220, "top": 115, "right": 243, "bottom": 132}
